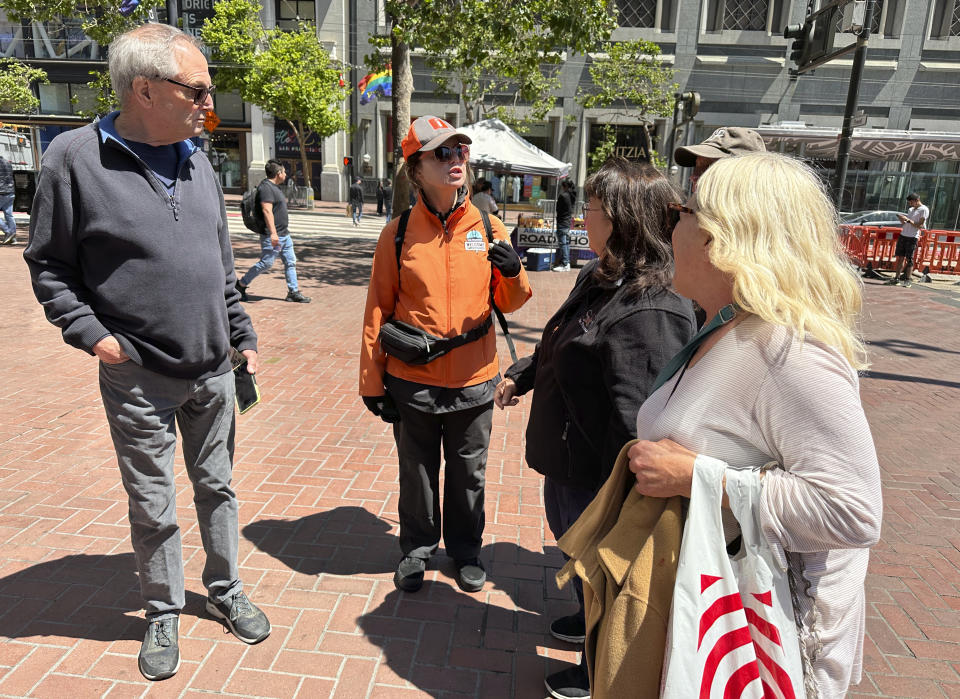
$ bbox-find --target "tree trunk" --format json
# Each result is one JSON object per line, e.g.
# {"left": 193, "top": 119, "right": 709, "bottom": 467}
{"left": 391, "top": 26, "right": 413, "bottom": 216}
{"left": 463, "top": 94, "right": 474, "bottom": 125}
{"left": 287, "top": 119, "right": 313, "bottom": 195}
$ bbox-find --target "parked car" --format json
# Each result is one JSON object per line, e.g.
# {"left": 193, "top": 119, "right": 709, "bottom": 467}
{"left": 840, "top": 210, "right": 905, "bottom": 228}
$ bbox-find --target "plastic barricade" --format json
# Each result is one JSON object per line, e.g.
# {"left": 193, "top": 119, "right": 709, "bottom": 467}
{"left": 924, "top": 230, "right": 960, "bottom": 275}
{"left": 839, "top": 224, "right": 868, "bottom": 266}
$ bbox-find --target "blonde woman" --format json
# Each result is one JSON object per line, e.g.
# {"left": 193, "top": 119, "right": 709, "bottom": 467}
{"left": 624, "top": 152, "right": 882, "bottom": 697}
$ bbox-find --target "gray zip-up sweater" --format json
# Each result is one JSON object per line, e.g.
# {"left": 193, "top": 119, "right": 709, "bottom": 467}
{"left": 24, "top": 116, "right": 257, "bottom": 380}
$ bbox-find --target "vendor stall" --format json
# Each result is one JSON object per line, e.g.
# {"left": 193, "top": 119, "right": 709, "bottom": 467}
{"left": 459, "top": 119, "right": 595, "bottom": 268}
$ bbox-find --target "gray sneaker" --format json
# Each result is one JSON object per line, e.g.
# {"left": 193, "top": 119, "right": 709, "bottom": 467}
{"left": 0, "top": 231, "right": 15, "bottom": 245}
{"left": 206, "top": 591, "right": 271, "bottom": 644}
{"left": 138, "top": 616, "right": 180, "bottom": 681}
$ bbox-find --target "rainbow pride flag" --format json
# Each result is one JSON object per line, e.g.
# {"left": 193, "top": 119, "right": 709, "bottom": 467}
{"left": 358, "top": 68, "right": 392, "bottom": 105}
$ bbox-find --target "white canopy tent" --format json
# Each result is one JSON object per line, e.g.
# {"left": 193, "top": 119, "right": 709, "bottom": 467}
{"left": 458, "top": 118, "right": 571, "bottom": 177}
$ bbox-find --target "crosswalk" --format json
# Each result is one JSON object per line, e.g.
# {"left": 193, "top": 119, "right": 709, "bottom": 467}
{"left": 226, "top": 210, "right": 389, "bottom": 240}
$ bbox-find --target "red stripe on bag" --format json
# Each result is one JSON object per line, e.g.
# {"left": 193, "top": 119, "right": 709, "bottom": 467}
{"left": 699, "top": 592, "right": 745, "bottom": 649}
{"left": 744, "top": 606, "right": 783, "bottom": 647}
{"left": 752, "top": 591, "right": 773, "bottom": 606}
{"left": 700, "top": 626, "right": 753, "bottom": 699}
{"left": 702, "top": 574, "right": 723, "bottom": 592}
{"left": 722, "top": 660, "right": 761, "bottom": 698}
{"left": 754, "top": 640, "right": 797, "bottom": 699}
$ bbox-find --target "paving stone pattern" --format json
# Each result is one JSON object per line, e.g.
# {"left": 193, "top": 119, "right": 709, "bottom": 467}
{"left": 0, "top": 233, "right": 958, "bottom": 698}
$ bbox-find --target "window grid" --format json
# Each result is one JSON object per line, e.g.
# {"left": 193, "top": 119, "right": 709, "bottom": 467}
{"left": 616, "top": 0, "right": 658, "bottom": 27}
{"left": 951, "top": 0, "right": 960, "bottom": 36}
{"left": 721, "top": 0, "right": 769, "bottom": 30}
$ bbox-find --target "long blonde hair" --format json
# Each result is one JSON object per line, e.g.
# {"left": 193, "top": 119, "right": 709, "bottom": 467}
{"left": 695, "top": 152, "right": 868, "bottom": 369}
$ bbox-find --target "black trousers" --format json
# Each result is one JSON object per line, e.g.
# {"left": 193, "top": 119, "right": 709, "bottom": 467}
{"left": 544, "top": 476, "right": 598, "bottom": 623}
{"left": 392, "top": 401, "right": 493, "bottom": 561}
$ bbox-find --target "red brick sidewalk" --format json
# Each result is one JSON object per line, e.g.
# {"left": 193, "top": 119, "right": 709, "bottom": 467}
{"left": 0, "top": 236, "right": 958, "bottom": 698}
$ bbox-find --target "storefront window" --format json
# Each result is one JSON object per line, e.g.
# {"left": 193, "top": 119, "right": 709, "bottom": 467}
{"left": 207, "top": 132, "right": 244, "bottom": 191}
{"left": 213, "top": 91, "right": 245, "bottom": 123}
{"left": 38, "top": 83, "right": 71, "bottom": 114}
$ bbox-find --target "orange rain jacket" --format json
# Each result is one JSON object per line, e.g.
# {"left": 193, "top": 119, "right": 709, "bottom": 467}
{"left": 359, "top": 197, "right": 532, "bottom": 396}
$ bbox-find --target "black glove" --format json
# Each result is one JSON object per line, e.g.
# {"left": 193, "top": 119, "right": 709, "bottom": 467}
{"left": 487, "top": 240, "right": 522, "bottom": 278}
{"left": 362, "top": 394, "right": 401, "bottom": 423}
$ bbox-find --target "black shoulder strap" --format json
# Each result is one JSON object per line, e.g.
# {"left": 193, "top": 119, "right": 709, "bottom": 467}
{"left": 480, "top": 210, "right": 518, "bottom": 364}
{"left": 394, "top": 208, "right": 412, "bottom": 275}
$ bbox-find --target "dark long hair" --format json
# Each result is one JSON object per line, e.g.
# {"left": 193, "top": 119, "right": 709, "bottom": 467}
{"left": 585, "top": 157, "right": 681, "bottom": 294}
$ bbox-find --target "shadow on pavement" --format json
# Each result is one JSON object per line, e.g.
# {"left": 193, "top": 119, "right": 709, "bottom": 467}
{"left": 244, "top": 506, "right": 577, "bottom": 696}
{"left": 242, "top": 506, "right": 397, "bottom": 576}
{"left": 868, "top": 338, "right": 960, "bottom": 357}
{"left": 232, "top": 237, "right": 377, "bottom": 289}
{"left": 0, "top": 552, "right": 207, "bottom": 642}
{"left": 862, "top": 370, "right": 960, "bottom": 389}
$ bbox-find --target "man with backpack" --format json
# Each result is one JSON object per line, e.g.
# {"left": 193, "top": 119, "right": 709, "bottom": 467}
{"left": 236, "top": 159, "right": 311, "bottom": 303}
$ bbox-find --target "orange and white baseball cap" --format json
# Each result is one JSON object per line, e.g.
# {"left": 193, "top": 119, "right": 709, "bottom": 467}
{"left": 401, "top": 116, "right": 472, "bottom": 161}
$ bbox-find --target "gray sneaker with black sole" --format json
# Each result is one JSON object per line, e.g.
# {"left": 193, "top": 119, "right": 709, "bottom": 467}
{"left": 206, "top": 591, "right": 271, "bottom": 644}
{"left": 138, "top": 616, "right": 180, "bottom": 681}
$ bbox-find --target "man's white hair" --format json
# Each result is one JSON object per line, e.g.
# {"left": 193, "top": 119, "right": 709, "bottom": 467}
{"left": 108, "top": 23, "right": 203, "bottom": 105}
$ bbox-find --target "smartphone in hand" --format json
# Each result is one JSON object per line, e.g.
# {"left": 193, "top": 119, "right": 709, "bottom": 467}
{"left": 231, "top": 350, "right": 261, "bottom": 414}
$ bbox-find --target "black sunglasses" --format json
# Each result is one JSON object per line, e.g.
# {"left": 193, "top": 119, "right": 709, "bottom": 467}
{"left": 164, "top": 78, "right": 216, "bottom": 105}
{"left": 667, "top": 202, "right": 696, "bottom": 229}
{"left": 432, "top": 143, "right": 470, "bottom": 163}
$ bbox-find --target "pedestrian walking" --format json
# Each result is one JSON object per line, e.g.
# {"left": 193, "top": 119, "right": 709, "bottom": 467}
{"left": 885, "top": 192, "right": 929, "bottom": 287}
{"left": 235, "top": 159, "right": 311, "bottom": 303}
{"left": 382, "top": 178, "right": 393, "bottom": 221}
{"left": 359, "top": 115, "right": 532, "bottom": 594}
{"left": 350, "top": 176, "right": 364, "bottom": 226}
{"left": 0, "top": 154, "right": 16, "bottom": 244}
{"left": 24, "top": 23, "right": 271, "bottom": 682}
{"left": 495, "top": 158, "right": 696, "bottom": 698}
{"left": 551, "top": 178, "right": 576, "bottom": 271}
{"left": 376, "top": 178, "right": 384, "bottom": 215}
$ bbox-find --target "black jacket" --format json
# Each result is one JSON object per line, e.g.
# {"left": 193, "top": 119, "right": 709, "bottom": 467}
{"left": 556, "top": 189, "right": 575, "bottom": 230}
{"left": 349, "top": 182, "right": 364, "bottom": 206}
{"left": 505, "top": 261, "right": 696, "bottom": 491}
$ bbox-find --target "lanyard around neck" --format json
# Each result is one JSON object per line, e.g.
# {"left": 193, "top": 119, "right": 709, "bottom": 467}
{"left": 651, "top": 303, "right": 740, "bottom": 395}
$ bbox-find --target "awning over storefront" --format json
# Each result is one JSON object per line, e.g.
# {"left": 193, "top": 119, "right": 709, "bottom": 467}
{"left": 756, "top": 125, "right": 960, "bottom": 161}
{"left": 459, "top": 118, "right": 571, "bottom": 177}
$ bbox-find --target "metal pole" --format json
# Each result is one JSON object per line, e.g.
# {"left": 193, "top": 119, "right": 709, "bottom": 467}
{"left": 833, "top": 0, "right": 875, "bottom": 210}
{"left": 166, "top": 0, "right": 178, "bottom": 26}
{"left": 667, "top": 92, "right": 681, "bottom": 170}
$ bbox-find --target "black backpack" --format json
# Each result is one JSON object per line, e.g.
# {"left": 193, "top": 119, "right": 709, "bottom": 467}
{"left": 240, "top": 185, "right": 263, "bottom": 234}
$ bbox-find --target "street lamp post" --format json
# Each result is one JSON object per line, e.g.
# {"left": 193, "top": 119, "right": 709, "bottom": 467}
{"left": 832, "top": 0, "right": 875, "bottom": 210}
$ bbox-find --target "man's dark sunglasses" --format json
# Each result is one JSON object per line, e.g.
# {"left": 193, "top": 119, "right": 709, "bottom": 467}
{"left": 164, "top": 78, "right": 216, "bottom": 105}
{"left": 432, "top": 143, "right": 470, "bottom": 163}
{"left": 667, "top": 201, "right": 696, "bottom": 229}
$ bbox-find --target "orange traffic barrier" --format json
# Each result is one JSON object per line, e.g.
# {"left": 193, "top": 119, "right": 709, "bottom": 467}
{"left": 838, "top": 225, "right": 960, "bottom": 276}
{"left": 923, "top": 230, "right": 960, "bottom": 275}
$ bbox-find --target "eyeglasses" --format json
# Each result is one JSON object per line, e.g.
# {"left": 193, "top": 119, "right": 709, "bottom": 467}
{"left": 164, "top": 78, "right": 216, "bottom": 105}
{"left": 582, "top": 203, "right": 599, "bottom": 214}
{"left": 432, "top": 143, "right": 470, "bottom": 163}
{"left": 667, "top": 202, "right": 696, "bottom": 229}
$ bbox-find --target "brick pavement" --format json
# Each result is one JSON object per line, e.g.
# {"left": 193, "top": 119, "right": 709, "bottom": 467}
{"left": 0, "top": 229, "right": 958, "bottom": 698}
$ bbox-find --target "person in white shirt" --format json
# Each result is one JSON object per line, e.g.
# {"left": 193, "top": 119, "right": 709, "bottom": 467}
{"left": 624, "top": 152, "right": 882, "bottom": 697}
{"left": 885, "top": 193, "right": 929, "bottom": 287}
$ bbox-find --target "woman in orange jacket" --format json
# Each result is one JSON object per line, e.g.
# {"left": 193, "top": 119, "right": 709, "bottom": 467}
{"left": 359, "top": 116, "right": 532, "bottom": 593}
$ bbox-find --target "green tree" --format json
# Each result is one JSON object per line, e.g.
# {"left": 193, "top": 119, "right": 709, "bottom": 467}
{"left": 579, "top": 40, "right": 677, "bottom": 172}
{"left": 202, "top": 0, "right": 349, "bottom": 192}
{"left": 0, "top": 58, "right": 48, "bottom": 113}
{"left": 376, "top": 0, "right": 618, "bottom": 215}
{"left": 0, "top": 0, "right": 164, "bottom": 116}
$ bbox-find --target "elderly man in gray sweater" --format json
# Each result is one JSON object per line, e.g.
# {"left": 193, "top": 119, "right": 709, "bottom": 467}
{"left": 24, "top": 24, "right": 270, "bottom": 681}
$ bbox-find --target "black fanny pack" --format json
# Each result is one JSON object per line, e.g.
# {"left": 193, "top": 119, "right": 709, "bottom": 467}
{"left": 379, "top": 315, "right": 493, "bottom": 365}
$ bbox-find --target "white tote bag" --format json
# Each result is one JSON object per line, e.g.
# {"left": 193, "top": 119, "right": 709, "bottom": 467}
{"left": 661, "top": 456, "right": 804, "bottom": 699}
